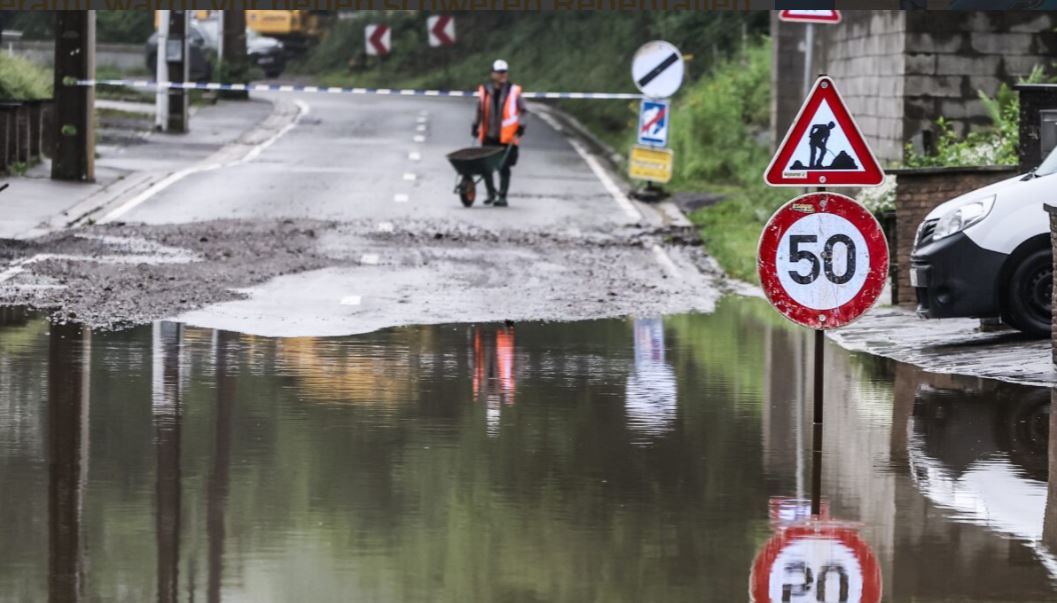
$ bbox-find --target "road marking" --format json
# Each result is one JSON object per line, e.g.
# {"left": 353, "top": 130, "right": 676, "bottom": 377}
{"left": 535, "top": 110, "right": 640, "bottom": 222}
{"left": 403, "top": 173, "right": 417, "bottom": 181}
{"left": 340, "top": 295, "right": 362, "bottom": 306}
{"left": 413, "top": 135, "right": 426, "bottom": 143}
{"left": 408, "top": 151, "right": 421, "bottom": 161}
{"left": 394, "top": 193, "right": 409, "bottom": 203}
{"left": 360, "top": 253, "right": 379, "bottom": 265}
{"left": 416, "top": 116, "right": 428, "bottom": 124}
{"left": 651, "top": 244, "right": 680, "bottom": 279}
{"left": 416, "top": 124, "right": 427, "bottom": 132}
{"left": 378, "top": 222, "right": 395, "bottom": 233}
{"left": 100, "top": 100, "right": 311, "bottom": 223}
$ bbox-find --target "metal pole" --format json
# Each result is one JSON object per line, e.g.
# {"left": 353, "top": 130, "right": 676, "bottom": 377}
{"left": 811, "top": 327, "right": 825, "bottom": 517}
{"left": 167, "top": 11, "right": 189, "bottom": 133}
{"left": 802, "top": 23, "right": 814, "bottom": 100}
{"left": 155, "top": 10, "right": 170, "bottom": 131}
{"left": 216, "top": 10, "right": 225, "bottom": 65}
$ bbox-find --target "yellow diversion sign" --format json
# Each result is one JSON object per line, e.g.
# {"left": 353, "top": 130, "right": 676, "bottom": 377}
{"left": 628, "top": 145, "right": 674, "bottom": 183}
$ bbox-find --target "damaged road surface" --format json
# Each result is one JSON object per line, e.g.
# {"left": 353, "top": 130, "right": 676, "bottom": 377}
{"left": 0, "top": 94, "right": 722, "bottom": 334}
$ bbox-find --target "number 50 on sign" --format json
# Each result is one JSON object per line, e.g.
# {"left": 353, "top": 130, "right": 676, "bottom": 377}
{"left": 758, "top": 193, "right": 889, "bottom": 330}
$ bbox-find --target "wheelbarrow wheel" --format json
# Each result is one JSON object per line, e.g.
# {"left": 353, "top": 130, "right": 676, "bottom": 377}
{"left": 458, "top": 176, "right": 476, "bottom": 207}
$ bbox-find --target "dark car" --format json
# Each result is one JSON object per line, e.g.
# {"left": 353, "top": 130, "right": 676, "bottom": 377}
{"left": 146, "top": 21, "right": 286, "bottom": 82}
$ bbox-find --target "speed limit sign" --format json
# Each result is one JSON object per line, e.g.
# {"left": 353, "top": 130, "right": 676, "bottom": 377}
{"left": 758, "top": 193, "right": 888, "bottom": 329}
{"left": 750, "top": 523, "right": 882, "bottom": 603}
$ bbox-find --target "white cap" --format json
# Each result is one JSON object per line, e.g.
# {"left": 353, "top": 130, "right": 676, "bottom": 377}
{"left": 492, "top": 59, "right": 509, "bottom": 72}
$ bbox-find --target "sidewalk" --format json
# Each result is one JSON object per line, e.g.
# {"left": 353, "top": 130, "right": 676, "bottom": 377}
{"left": 829, "top": 305, "right": 1056, "bottom": 387}
{"left": 0, "top": 98, "right": 277, "bottom": 239}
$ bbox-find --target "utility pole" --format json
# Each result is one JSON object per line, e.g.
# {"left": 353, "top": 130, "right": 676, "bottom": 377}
{"left": 167, "top": 10, "right": 189, "bottom": 133}
{"left": 221, "top": 10, "right": 248, "bottom": 99}
{"left": 155, "top": 9, "right": 169, "bottom": 131}
{"left": 51, "top": 10, "right": 95, "bottom": 182}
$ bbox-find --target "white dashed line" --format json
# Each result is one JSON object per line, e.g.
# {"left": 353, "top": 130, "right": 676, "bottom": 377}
{"left": 408, "top": 151, "right": 421, "bottom": 161}
{"left": 413, "top": 135, "right": 426, "bottom": 143}
{"left": 416, "top": 124, "right": 427, "bottom": 132}
{"left": 340, "top": 295, "right": 362, "bottom": 306}
{"left": 360, "top": 253, "right": 379, "bottom": 265}
{"left": 417, "top": 116, "right": 428, "bottom": 124}
{"left": 394, "top": 193, "right": 409, "bottom": 203}
{"left": 403, "top": 173, "right": 417, "bottom": 181}
{"left": 378, "top": 222, "right": 395, "bottom": 233}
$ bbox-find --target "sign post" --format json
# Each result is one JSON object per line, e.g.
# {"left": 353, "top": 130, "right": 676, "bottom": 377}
{"left": 629, "top": 41, "right": 683, "bottom": 201}
{"left": 761, "top": 75, "right": 886, "bottom": 517}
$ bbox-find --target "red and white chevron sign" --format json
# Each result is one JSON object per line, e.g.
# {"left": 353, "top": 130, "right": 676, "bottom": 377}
{"left": 365, "top": 24, "right": 390, "bottom": 56}
{"left": 428, "top": 15, "right": 455, "bottom": 47}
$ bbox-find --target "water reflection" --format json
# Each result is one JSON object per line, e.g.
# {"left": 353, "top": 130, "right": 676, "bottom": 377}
{"left": 0, "top": 298, "right": 1054, "bottom": 601}
{"left": 624, "top": 318, "right": 677, "bottom": 445}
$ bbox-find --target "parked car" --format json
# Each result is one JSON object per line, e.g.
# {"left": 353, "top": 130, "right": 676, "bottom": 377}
{"left": 146, "top": 21, "right": 286, "bottom": 81}
{"left": 910, "top": 146, "right": 1056, "bottom": 336}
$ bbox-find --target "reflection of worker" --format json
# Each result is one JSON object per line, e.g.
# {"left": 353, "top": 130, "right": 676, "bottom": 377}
{"left": 472, "top": 59, "right": 526, "bottom": 207}
{"left": 809, "top": 121, "right": 836, "bottom": 168}
{"left": 471, "top": 326, "right": 517, "bottom": 436}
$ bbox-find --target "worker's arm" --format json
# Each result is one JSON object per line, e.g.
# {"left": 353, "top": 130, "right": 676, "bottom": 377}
{"left": 472, "top": 99, "right": 482, "bottom": 138}
{"left": 516, "top": 92, "right": 527, "bottom": 136}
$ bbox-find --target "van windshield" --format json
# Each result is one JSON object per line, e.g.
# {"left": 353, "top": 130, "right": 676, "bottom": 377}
{"left": 1038, "top": 146, "right": 1057, "bottom": 177}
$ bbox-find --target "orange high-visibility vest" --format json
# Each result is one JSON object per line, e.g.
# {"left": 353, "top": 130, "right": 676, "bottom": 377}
{"left": 478, "top": 84, "right": 522, "bottom": 145}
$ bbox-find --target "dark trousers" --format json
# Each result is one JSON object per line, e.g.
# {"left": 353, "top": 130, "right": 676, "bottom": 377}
{"left": 482, "top": 137, "right": 518, "bottom": 198}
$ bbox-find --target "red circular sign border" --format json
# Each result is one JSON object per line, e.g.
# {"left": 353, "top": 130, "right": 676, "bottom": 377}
{"left": 757, "top": 193, "right": 889, "bottom": 330}
{"left": 749, "top": 523, "right": 883, "bottom": 603}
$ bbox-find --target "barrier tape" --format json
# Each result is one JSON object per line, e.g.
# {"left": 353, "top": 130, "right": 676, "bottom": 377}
{"left": 72, "top": 79, "right": 643, "bottom": 100}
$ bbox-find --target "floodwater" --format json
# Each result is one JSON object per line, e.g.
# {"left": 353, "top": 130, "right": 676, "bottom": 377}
{"left": 0, "top": 298, "right": 1054, "bottom": 603}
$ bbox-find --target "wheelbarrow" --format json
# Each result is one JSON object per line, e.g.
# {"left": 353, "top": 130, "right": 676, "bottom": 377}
{"left": 445, "top": 144, "right": 514, "bottom": 207}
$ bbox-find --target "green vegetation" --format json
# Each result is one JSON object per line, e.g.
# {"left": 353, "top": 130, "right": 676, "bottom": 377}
{"left": 673, "top": 40, "right": 782, "bottom": 284}
{"left": 0, "top": 52, "right": 52, "bottom": 100}
{"left": 906, "top": 65, "right": 1053, "bottom": 169}
{"left": 3, "top": 11, "right": 152, "bottom": 43}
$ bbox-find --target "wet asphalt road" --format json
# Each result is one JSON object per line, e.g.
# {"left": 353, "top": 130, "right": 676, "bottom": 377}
{"left": 0, "top": 93, "right": 720, "bottom": 334}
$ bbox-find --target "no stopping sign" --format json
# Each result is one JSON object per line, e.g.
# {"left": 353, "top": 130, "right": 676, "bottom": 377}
{"left": 758, "top": 193, "right": 888, "bottom": 329}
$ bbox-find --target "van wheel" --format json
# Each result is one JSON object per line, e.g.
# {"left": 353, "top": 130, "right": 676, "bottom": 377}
{"left": 1005, "top": 248, "right": 1052, "bottom": 337}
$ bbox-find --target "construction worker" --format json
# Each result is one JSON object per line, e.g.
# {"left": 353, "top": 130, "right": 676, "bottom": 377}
{"left": 472, "top": 59, "right": 526, "bottom": 207}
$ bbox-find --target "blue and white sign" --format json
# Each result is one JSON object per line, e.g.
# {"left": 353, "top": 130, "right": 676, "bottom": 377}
{"left": 637, "top": 99, "right": 670, "bottom": 147}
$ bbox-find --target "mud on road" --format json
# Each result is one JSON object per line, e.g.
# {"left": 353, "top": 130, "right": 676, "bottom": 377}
{"left": 0, "top": 217, "right": 724, "bottom": 332}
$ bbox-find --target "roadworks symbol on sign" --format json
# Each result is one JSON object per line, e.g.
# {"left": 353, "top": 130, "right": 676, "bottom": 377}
{"left": 764, "top": 76, "right": 884, "bottom": 187}
{"left": 638, "top": 99, "right": 669, "bottom": 147}
{"left": 778, "top": 10, "right": 842, "bottom": 24}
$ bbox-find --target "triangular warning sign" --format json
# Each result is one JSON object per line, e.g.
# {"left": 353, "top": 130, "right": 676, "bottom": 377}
{"left": 765, "top": 76, "right": 884, "bottom": 187}
{"left": 778, "top": 10, "right": 842, "bottom": 24}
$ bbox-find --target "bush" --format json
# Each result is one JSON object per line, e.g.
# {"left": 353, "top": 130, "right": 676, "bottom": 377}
{"left": 0, "top": 53, "right": 52, "bottom": 100}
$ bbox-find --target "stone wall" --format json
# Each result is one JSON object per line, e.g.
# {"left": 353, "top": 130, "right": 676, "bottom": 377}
{"left": 772, "top": 11, "right": 908, "bottom": 164}
{"left": 890, "top": 166, "right": 1019, "bottom": 306}
{"left": 771, "top": 11, "right": 1057, "bottom": 164}
{"left": 903, "top": 11, "right": 1057, "bottom": 148}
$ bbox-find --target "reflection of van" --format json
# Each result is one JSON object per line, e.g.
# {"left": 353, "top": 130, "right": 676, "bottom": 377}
{"left": 910, "top": 146, "right": 1056, "bottom": 336}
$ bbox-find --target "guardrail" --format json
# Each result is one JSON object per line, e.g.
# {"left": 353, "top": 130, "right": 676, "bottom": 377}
{"left": 0, "top": 100, "right": 54, "bottom": 174}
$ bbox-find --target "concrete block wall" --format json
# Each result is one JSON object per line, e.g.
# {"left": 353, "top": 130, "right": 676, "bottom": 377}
{"left": 772, "top": 11, "right": 908, "bottom": 164}
{"left": 903, "top": 11, "right": 1057, "bottom": 145}
{"left": 891, "top": 166, "right": 1019, "bottom": 306}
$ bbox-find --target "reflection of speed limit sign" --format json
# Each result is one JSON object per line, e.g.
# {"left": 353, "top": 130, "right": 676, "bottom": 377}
{"left": 758, "top": 193, "right": 888, "bottom": 329}
{"left": 750, "top": 524, "right": 882, "bottom": 603}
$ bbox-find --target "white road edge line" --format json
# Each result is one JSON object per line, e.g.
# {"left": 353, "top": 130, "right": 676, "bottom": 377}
{"left": 651, "top": 244, "right": 680, "bottom": 279}
{"left": 340, "top": 295, "right": 362, "bottom": 306}
{"left": 360, "top": 253, "right": 379, "bottom": 265}
{"left": 536, "top": 111, "right": 640, "bottom": 222}
{"left": 99, "top": 99, "right": 311, "bottom": 223}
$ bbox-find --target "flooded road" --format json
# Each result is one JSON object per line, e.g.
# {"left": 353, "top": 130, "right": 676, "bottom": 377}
{"left": 1, "top": 299, "right": 1055, "bottom": 602}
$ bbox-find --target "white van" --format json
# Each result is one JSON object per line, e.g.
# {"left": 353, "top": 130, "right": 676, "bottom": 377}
{"left": 910, "top": 146, "right": 1056, "bottom": 336}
